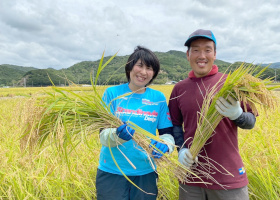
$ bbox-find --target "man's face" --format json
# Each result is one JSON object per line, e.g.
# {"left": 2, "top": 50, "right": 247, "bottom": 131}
{"left": 187, "top": 38, "right": 216, "bottom": 78}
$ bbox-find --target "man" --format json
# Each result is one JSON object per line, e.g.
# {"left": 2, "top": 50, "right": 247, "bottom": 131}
{"left": 168, "top": 29, "right": 256, "bottom": 200}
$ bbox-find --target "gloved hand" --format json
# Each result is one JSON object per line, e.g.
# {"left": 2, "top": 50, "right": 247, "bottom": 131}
{"left": 116, "top": 123, "right": 135, "bottom": 141}
{"left": 178, "top": 148, "right": 197, "bottom": 168}
{"left": 215, "top": 96, "right": 243, "bottom": 120}
{"left": 149, "top": 139, "right": 169, "bottom": 159}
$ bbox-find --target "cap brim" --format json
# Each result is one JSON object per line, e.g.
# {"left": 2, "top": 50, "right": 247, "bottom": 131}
{"left": 184, "top": 35, "right": 215, "bottom": 47}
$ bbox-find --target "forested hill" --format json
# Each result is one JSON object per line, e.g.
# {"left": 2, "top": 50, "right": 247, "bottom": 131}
{"left": 0, "top": 64, "right": 37, "bottom": 87}
{"left": 0, "top": 50, "right": 278, "bottom": 87}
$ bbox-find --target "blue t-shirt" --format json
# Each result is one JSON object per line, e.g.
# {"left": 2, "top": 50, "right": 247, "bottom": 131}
{"left": 98, "top": 83, "right": 172, "bottom": 176}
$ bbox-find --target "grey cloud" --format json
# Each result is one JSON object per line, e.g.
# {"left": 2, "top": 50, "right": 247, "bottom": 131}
{"left": 0, "top": 0, "right": 279, "bottom": 69}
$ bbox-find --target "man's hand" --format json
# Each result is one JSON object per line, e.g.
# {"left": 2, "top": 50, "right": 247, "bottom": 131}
{"left": 116, "top": 123, "right": 135, "bottom": 141}
{"left": 215, "top": 96, "right": 243, "bottom": 120}
{"left": 178, "top": 148, "right": 197, "bottom": 168}
{"left": 150, "top": 139, "right": 169, "bottom": 159}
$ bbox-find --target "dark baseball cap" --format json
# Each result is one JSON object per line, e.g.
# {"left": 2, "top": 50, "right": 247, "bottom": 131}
{"left": 184, "top": 29, "right": 216, "bottom": 47}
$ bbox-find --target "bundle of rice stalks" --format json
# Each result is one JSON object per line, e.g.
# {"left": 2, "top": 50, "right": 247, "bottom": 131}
{"left": 189, "top": 63, "right": 280, "bottom": 160}
{"left": 21, "top": 52, "right": 119, "bottom": 149}
{"left": 21, "top": 51, "right": 206, "bottom": 196}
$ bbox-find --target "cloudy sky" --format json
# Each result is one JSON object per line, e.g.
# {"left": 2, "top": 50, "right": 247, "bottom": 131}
{"left": 0, "top": 0, "right": 279, "bottom": 69}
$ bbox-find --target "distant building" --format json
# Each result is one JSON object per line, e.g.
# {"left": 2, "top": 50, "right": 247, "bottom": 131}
{"left": 165, "top": 81, "right": 177, "bottom": 85}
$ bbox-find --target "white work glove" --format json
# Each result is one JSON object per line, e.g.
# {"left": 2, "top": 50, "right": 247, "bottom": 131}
{"left": 159, "top": 134, "right": 175, "bottom": 154}
{"left": 100, "top": 128, "right": 127, "bottom": 147}
{"left": 178, "top": 148, "right": 198, "bottom": 168}
{"left": 215, "top": 96, "right": 243, "bottom": 120}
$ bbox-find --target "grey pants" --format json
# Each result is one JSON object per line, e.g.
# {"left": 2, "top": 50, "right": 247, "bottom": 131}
{"left": 179, "top": 183, "right": 249, "bottom": 200}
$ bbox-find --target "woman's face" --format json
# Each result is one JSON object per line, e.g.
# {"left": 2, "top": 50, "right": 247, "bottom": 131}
{"left": 128, "top": 59, "right": 154, "bottom": 93}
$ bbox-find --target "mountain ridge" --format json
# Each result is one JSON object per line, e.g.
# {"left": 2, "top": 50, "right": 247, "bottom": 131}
{"left": 0, "top": 50, "right": 279, "bottom": 86}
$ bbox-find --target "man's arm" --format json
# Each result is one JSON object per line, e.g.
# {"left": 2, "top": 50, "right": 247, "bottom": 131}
{"left": 232, "top": 112, "right": 256, "bottom": 129}
{"left": 171, "top": 125, "right": 185, "bottom": 151}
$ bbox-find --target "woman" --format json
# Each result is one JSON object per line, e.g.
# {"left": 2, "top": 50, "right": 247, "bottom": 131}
{"left": 96, "top": 46, "right": 174, "bottom": 200}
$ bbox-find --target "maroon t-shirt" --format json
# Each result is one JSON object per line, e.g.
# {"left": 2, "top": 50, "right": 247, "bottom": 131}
{"left": 169, "top": 65, "right": 250, "bottom": 189}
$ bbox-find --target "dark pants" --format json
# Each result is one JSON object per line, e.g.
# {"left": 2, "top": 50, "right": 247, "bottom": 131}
{"left": 96, "top": 169, "right": 158, "bottom": 200}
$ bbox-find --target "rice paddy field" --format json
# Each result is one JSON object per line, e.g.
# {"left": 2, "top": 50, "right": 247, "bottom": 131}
{"left": 0, "top": 85, "right": 279, "bottom": 200}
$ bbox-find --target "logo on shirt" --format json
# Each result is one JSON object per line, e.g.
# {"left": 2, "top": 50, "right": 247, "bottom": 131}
{"left": 239, "top": 167, "right": 246, "bottom": 175}
{"left": 167, "top": 112, "right": 171, "bottom": 121}
{"left": 116, "top": 107, "right": 158, "bottom": 122}
{"left": 142, "top": 99, "right": 159, "bottom": 105}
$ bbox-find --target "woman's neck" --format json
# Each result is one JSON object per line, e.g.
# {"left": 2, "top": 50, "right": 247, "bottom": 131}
{"left": 128, "top": 83, "right": 146, "bottom": 94}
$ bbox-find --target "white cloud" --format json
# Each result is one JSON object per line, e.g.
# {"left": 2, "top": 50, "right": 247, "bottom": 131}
{"left": 0, "top": 0, "right": 279, "bottom": 69}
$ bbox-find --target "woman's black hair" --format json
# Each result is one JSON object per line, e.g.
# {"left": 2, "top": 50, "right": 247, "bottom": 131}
{"left": 125, "top": 46, "right": 160, "bottom": 86}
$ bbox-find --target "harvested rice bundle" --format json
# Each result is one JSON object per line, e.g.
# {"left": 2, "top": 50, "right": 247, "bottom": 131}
{"left": 22, "top": 52, "right": 120, "bottom": 149}
{"left": 189, "top": 63, "right": 279, "bottom": 162}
